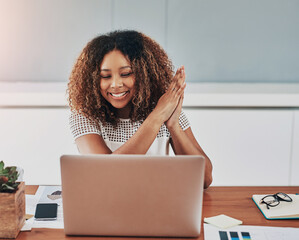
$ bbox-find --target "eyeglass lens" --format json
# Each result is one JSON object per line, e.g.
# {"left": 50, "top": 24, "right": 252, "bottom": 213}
{"left": 260, "top": 192, "right": 292, "bottom": 209}
{"left": 276, "top": 192, "right": 292, "bottom": 202}
{"left": 262, "top": 195, "right": 279, "bottom": 207}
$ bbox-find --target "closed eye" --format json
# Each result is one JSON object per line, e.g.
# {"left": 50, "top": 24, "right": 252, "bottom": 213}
{"left": 121, "top": 72, "right": 133, "bottom": 77}
{"left": 100, "top": 75, "right": 111, "bottom": 79}
{"left": 100, "top": 72, "right": 133, "bottom": 79}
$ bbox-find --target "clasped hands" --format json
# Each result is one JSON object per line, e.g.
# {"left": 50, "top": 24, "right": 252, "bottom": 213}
{"left": 153, "top": 66, "right": 186, "bottom": 129}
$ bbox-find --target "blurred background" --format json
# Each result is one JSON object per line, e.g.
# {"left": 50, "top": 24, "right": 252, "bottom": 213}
{"left": 0, "top": 0, "right": 299, "bottom": 186}
{"left": 1, "top": 0, "right": 299, "bottom": 83}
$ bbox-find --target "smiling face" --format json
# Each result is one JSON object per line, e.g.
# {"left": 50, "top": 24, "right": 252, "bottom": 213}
{"left": 99, "top": 50, "right": 136, "bottom": 118}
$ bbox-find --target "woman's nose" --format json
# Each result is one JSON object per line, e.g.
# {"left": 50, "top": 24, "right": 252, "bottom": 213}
{"left": 110, "top": 75, "right": 123, "bottom": 88}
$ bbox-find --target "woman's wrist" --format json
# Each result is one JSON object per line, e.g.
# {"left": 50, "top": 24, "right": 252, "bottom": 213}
{"left": 166, "top": 122, "right": 181, "bottom": 133}
{"left": 147, "top": 110, "right": 165, "bottom": 127}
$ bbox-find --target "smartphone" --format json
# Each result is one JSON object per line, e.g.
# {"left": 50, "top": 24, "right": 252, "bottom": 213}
{"left": 34, "top": 203, "right": 58, "bottom": 220}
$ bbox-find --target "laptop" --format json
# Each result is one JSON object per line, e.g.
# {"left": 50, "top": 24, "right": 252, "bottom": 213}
{"left": 60, "top": 154, "right": 205, "bottom": 237}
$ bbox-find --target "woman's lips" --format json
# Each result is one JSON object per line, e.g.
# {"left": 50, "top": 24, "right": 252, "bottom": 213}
{"left": 109, "top": 91, "right": 129, "bottom": 99}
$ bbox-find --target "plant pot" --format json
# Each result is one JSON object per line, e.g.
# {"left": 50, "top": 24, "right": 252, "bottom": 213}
{"left": 0, "top": 182, "right": 25, "bottom": 239}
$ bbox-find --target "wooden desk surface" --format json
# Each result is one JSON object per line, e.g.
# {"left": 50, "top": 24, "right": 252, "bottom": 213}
{"left": 17, "top": 185, "right": 299, "bottom": 240}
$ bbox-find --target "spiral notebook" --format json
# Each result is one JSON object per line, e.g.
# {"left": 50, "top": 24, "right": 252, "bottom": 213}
{"left": 252, "top": 194, "right": 299, "bottom": 220}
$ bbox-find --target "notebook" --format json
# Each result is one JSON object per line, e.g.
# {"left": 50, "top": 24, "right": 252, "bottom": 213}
{"left": 60, "top": 154, "right": 206, "bottom": 237}
{"left": 252, "top": 194, "right": 299, "bottom": 220}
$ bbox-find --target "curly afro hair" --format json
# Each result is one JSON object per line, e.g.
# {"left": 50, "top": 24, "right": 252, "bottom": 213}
{"left": 68, "top": 30, "right": 174, "bottom": 126}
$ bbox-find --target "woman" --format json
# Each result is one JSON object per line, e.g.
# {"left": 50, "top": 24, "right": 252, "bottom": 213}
{"left": 68, "top": 30, "right": 212, "bottom": 188}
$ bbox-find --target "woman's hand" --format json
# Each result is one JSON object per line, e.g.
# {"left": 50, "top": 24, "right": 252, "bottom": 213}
{"left": 152, "top": 66, "right": 186, "bottom": 123}
{"left": 165, "top": 66, "right": 186, "bottom": 129}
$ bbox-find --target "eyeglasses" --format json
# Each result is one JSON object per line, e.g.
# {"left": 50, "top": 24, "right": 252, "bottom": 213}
{"left": 260, "top": 192, "right": 292, "bottom": 209}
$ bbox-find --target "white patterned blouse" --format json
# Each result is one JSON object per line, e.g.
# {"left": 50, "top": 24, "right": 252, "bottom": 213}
{"left": 69, "top": 111, "right": 190, "bottom": 155}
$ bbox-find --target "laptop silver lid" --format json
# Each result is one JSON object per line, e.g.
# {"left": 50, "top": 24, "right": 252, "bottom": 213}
{"left": 60, "top": 154, "right": 205, "bottom": 237}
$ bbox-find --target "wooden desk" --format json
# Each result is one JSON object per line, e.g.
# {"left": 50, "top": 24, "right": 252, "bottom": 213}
{"left": 16, "top": 186, "right": 299, "bottom": 240}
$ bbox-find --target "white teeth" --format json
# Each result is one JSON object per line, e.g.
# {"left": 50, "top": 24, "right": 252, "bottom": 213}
{"left": 110, "top": 92, "right": 127, "bottom": 97}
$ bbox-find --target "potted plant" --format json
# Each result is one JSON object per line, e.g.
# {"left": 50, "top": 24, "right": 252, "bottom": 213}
{"left": 0, "top": 161, "right": 25, "bottom": 239}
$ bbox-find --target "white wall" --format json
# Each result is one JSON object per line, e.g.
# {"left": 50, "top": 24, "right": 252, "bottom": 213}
{"left": 0, "top": 0, "right": 299, "bottom": 83}
{"left": 291, "top": 110, "right": 299, "bottom": 185}
{"left": 0, "top": 108, "right": 77, "bottom": 185}
{"left": 0, "top": 0, "right": 111, "bottom": 82}
{"left": 113, "top": 0, "right": 167, "bottom": 48}
{"left": 167, "top": 0, "right": 299, "bottom": 82}
{"left": 184, "top": 108, "right": 294, "bottom": 186}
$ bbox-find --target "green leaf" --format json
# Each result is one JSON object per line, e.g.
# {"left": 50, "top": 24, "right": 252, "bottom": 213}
{"left": 0, "top": 161, "right": 20, "bottom": 193}
{"left": 12, "top": 182, "right": 20, "bottom": 188}
{"left": 9, "top": 166, "right": 17, "bottom": 172}
{"left": 0, "top": 161, "right": 4, "bottom": 171}
{"left": 2, "top": 183, "right": 15, "bottom": 190}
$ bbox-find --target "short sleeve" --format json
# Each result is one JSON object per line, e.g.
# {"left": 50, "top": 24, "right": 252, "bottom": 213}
{"left": 69, "top": 112, "right": 102, "bottom": 140}
{"left": 179, "top": 111, "right": 190, "bottom": 131}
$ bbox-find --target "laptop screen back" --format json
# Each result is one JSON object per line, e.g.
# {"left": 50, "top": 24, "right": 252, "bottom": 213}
{"left": 60, "top": 154, "right": 205, "bottom": 237}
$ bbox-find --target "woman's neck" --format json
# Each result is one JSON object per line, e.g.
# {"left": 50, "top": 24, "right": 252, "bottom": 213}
{"left": 116, "top": 104, "right": 131, "bottom": 119}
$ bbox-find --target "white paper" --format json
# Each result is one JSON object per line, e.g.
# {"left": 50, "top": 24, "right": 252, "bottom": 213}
{"left": 204, "top": 223, "right": 299, "bottom": 240}
{"left": 37, "top": 186, "right": 62, "bottom": 205}
{"left": 25, "top": 194, "right": 38, "bottom": 215}
{"left": 22, "top": 185, "right": 64, "bottom": 231}
{"left": 21, "top": 220, "right": 33, "bottom": 231}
